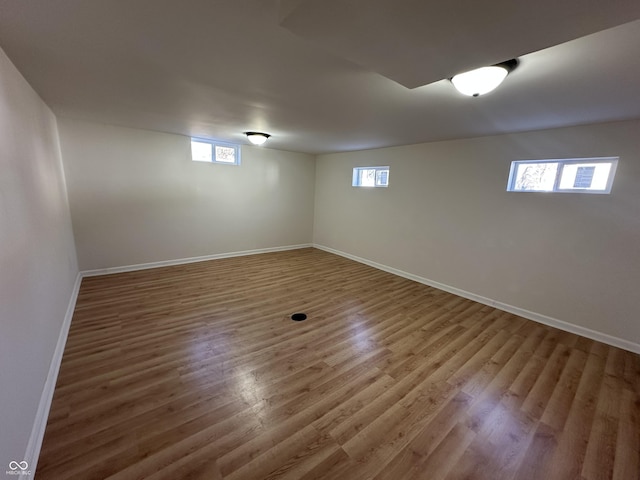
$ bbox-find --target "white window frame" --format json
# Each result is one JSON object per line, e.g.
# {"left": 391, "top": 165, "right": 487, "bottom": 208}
{"left": 507, "top": 157, "right": 618, "bottom": 194}
{"left": 191, "top": 137, "right": 241, "bottom": 165}
{"left": 352, "top": 166, "right": 390, "bottom": 188}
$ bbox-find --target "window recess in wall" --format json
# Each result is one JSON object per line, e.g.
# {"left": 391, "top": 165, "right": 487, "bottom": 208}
{"left": 191, "top": 138, "right": 241, "bottom": 165}
{"left": 507, "top": 157, "right": 618, "bottom": 194}
{"left": 352, "top": 166, "right": 390, "bottom": 187}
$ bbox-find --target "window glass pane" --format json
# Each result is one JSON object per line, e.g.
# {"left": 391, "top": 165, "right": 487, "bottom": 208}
{"left": 359, "top": 169, "right": 376, "bottom": 186}
{"left": 573, "top": 166, "right": 596, "bottom": 188}
{"left": 191, "top": 141, "right": 212, "bottom": 162}
{"left": 376, "top": 169, "right": 389, "bottom": 186}
{"left": 513, "top": 162, "right": 558, "bottom": 191}
{"left": 508, "top": 158, "right": 617, "bottom": 194}
{"left": 353, "top": 166, "right": 390, "bottom": 187}
{"left": 215, "top": 145, "right": 236, "bottom": 163}
{"left": 559, "top": 163, "right": 612, "bottom": 190}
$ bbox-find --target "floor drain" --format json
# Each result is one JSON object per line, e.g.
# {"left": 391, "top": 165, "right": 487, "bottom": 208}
{"left": 291, "top": 313, "right": 307, "bottom": 321}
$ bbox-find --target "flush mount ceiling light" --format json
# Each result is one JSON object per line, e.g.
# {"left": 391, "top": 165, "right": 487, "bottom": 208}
{"left": 451, "top": 59, "right": 518, "bottom": 97}
{"left": 245, "top": 132, "right": 271, "bottom": 145}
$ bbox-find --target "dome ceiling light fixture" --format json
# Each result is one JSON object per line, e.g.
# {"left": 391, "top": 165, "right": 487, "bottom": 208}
{"left": 245, "top": 132, "right": 271, "bottom": 145}
{"left": 450, "top": 59, "right": 519, "bottom": 97}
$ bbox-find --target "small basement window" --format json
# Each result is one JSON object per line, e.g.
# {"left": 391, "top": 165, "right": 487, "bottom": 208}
{"left": 352, "top": 166, "right": 390, "bottom": 187}
{"left": 507, "top": 157, "right": 618, "bottom": 194}
{"left": 191, "top": 138, "right": 240, "bottom": 165}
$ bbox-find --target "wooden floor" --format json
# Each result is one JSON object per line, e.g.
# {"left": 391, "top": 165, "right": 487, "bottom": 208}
{"left": 38, "top": 248, "right": 640, "bottom": 479}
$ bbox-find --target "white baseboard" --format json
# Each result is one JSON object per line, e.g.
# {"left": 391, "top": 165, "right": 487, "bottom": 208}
{"left": 314, "top": 244, "right": 640, "bottom": 354}
{"left": 81, "top": 244, "right": 313, "bottom": 277}
{"left": 24, "top": 272, "right": 82, "bottom": 480}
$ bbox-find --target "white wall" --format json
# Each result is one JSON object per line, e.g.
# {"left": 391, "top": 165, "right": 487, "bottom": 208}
{"left": 0, "top": 48, "right": 78, "bottom": 468}
{"left": 314, "top": 120, "right": 640, "bottom": 348}
{"left": 58, "top": 119, "right": 316, "bottom": 271}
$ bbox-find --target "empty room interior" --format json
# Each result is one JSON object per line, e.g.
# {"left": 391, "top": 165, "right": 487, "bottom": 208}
{"left": 1, "top": 1, "right": 640, "bottom": 479}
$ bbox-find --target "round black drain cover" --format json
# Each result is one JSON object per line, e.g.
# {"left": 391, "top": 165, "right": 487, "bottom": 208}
{"left": 291, "top": 313, "right": 307, "bottom": 321}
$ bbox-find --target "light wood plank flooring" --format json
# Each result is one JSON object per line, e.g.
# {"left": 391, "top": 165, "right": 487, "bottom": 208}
{"left": 37, "top": 248, "right": 640, "bottom": 479}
